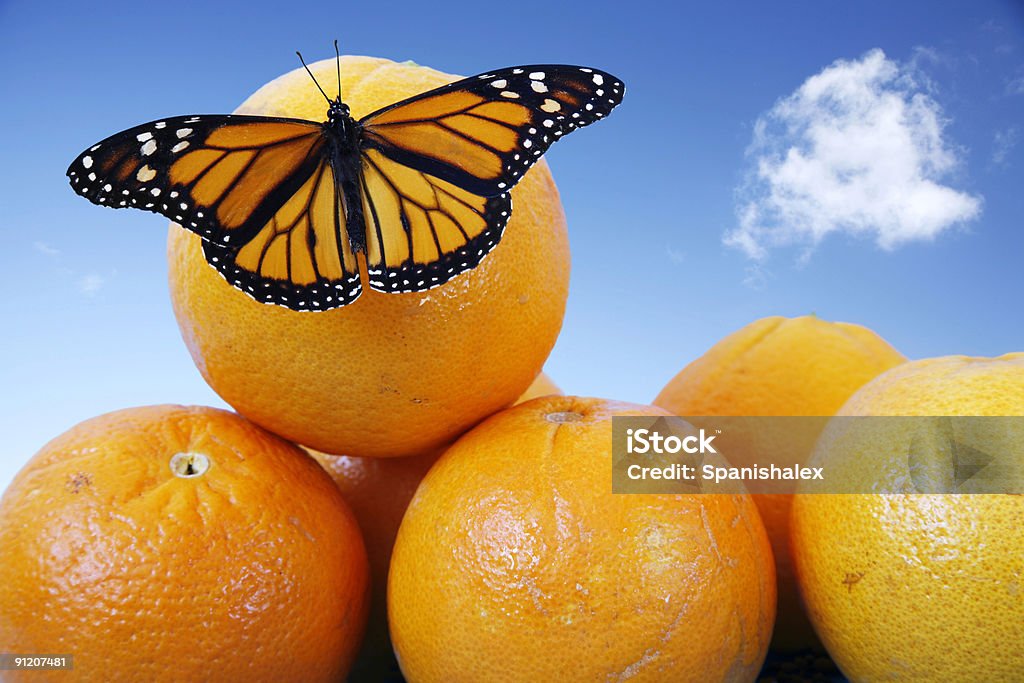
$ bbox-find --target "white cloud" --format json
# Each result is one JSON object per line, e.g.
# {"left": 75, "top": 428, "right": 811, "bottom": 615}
{"left": 78, "top": 274, "right": 104, "bottom": 296}
{"left": 992, "top": 127, "right": 1019, "bottom": 166}
{"left": 666, "top": 246, "right": 686, "bottom": 264}
{"left": 1007, "top": 74, "right": 1024, "bottom": 96}
{"left": 33, "top": 241, "right": 59, "bottom": 256}
{"left": 726, "top": 48, "right": 982, "bottom": 260}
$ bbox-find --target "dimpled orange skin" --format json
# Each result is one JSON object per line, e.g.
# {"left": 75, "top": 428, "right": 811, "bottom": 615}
{"left": 0, "top": 405, "right": 370, "bottom": 683}
{"left": 653, "top": 315, "right": 906, "bottom": 652}
{"left": 514, "top": 370, "right": 563, "bottom": 404}
{"left": 168, "top": 56, "right": 570, "bottom": 458}
{"left": 791, "top": 354, "right": 1024, "bottom": 681}
{"left": 310, "top": 372, "right": 562, "bottom": 680}
{"left": 389, "top": 396, "right": 776, "bottom": 683}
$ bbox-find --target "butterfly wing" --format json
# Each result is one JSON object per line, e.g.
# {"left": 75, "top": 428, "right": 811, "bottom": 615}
{"left": 201, "top": 156, "right": 362, "bottom": 309}
{"left": 357, "top": 64, "right": 623, "bottom": 292}
{"left": 359, "top": 148, "right": 510, "bottom": 293}
{"left": 67, "top": 115, "right": 362, "bottom": 309}
{"left": 359, "top": 65, "right": 624, "bottom": 197}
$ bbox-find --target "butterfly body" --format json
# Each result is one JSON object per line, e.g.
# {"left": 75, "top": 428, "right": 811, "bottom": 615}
{"left": 68, "top": 61, "right": 624, "bottom": 310}
{"left": 322, "top": 100, "right": 369, "bottom": 254}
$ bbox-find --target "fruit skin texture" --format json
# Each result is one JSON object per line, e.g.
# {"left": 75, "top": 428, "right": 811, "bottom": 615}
{"left": 168, "top": 56, "right": 570, "bottom": 458}
{"left": 310, "top": 372, "right": 561, "bottom": 680}
{"left": 388, "top": 396, "right": 776, "bottom": 683}
{"left": 515, "top": 370, "right": 563, "bottom": 404}
{"left": 653, "top": 315, "right": 906, "bottom": 651}
{"left": 0, "top": 405, "right": 370, "bottom": 683}
{"left": 791, "top": 354, "right": 1024, "bottom": 681}
{"left": 653, "top": 316, "right": 906, "bottom": 418}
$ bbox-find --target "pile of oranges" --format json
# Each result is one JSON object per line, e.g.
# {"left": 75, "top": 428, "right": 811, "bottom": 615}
{"left": 2, "top": 56, "right": 1022, "bottom": 683}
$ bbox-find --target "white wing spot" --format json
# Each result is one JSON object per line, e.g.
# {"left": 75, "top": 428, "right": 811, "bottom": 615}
{"left": 592, "top": 74, "right": 604, "bottom": 85}
{"left": 542, "top": 119, "right": 554, "bottom": 127}
{"left": 176, "top": 128, "right": 193, "bottom": 138}
{"left": 87, "top": 172, "right": 97, "bottom": 181}
{"left": 501, "top": 90, "right": 519, "bottom": 99}
{"left": 136, "top": 132, "right": 153, "bottom": 142}
{"left": 490, "top": 79, "right": 508, "bottom": 88}
{"left": 529, "top": 71, "right": 545, "bottom": 80}
{"left": 541, "top": 99, "right": 561, "bottom": 113}
{"left": 172, "top": 141, "right": 189, "bottom": 153}
{"left": 531, "top": 81, "right": 548, "bottom": 94}
{"left": 137, "top": 165, "right": 157, "bottom": 182}
{"left": 141, "top": 139, "right": 157, "bottom": 156}
{"left": 151, "top": 188, "right": 161, "bottom": 196}
{"left": 523, "top": 139, "right": 533, "bottom": 148}
{"left": 82, "top": 156, "right": 93, "bottom": 169}
{"left": 102, "top": 183, "right": 112, "bottom": 192}
{"left": 154, "top": 121, "right": 167, "bottom": 129}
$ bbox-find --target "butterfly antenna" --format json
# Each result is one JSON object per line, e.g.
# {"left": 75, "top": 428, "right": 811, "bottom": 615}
{"left": 334, "top": 39, "right": 343, "bottom": 101}
{"left": 296, "top": 50, "right": 331, "bottom": 105}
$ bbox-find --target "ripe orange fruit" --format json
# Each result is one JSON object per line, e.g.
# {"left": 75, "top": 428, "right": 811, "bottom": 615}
{"left": 0, "top": 405, "right": 369, "bottom": 682}
{"left": 310, "top": 371, "right": 562, "bottom": 679}
{"left": 791, "top": 354, "right": 1024, "bottom": 680}
{"left": 168, "top": 56, "right": 570, "bottom": 458}
{"left": 314, "top": 449, "right": 438, "bottom": 681}
{"left": 515, "top": 370, "right": 563, "bottom": 403}
{"left": 653, "top": 315, "right": 905, "bottom": 651}
{"left": 388, "top": 396, "right": 776, "bottom": 682}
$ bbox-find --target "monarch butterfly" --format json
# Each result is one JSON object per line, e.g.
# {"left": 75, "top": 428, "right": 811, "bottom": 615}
{"left": 67, "top": 45, "right": 624, "bottom": 311}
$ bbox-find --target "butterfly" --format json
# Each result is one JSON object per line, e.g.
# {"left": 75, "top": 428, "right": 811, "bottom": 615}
{"left": 67, "top": 45, "right": 624, "bottom": 311}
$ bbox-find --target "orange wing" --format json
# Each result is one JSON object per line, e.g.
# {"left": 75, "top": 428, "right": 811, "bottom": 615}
{"left": 360, "top": 65, "right": 624, "bottom": 197}
{"left": 203, "top": 157, "right": 362, "bottom": 309}
{"left": 68, "top": 115, "right": 362, "bottom": 309}
{"left": 359, "top": 148, "right": 509, "bottom": 293}
{"left": 67, "top": 115, "right": 327, "bottom": 248}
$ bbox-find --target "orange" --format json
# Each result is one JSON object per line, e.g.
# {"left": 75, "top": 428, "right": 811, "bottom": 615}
{"left": 0, "top": 405, "right": 369, "bottom": 682}
{"left": 653, "top": 315, "right": 905, "bottom": 651}
{"left": 168, "top": 56, "right": 570, "bottom": 458}
{"left": 388, "top": 396, "right": 775, "bottom": 682}
{"left": 791, "top": 354, "right": 1024, "bottom": 680}
{"left": 515, "top": 370, "right": 563, "bottom": 404}
{"left": 310, "top": 371, "right": 562, "bottom": 679}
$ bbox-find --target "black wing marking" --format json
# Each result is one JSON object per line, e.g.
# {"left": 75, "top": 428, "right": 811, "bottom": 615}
{"left": 359, "top": 148, "right": 510, "bottom": 293}
{"left": 359, "top": 65, "right": 624, "bottom": 197}
{"left": 66, "top": 114, "right": 326, "bottom": 249}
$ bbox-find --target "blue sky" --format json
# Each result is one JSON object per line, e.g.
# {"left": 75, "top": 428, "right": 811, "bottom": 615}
{"left": 1, "top": 0, "right": 1022, "bottom": 488}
